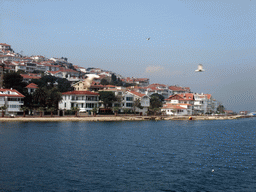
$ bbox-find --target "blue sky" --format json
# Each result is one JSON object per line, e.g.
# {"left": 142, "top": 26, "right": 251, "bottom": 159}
{"left": 1, "top": 0, "right": 256, "bottom": 112}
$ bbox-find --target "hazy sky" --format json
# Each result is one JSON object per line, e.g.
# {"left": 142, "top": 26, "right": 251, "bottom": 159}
{"left": 1, "top": 0, "right": 255, "bottom": 112}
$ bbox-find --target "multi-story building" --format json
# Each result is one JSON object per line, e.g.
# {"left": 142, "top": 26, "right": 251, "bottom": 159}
{"left": 0, "top": 43, "right": 11, "bottom": 51}
{"left": 193, "top": 93, "right": 218, "bottom": 114}
{"left": 0, "top": 88, "right": 25, "bottom": 115}
{"left": 59, "top": 91, "right": 100, "bottom": 112}
{"left": 164, "top": 93, "right": 194, "bottom": 115}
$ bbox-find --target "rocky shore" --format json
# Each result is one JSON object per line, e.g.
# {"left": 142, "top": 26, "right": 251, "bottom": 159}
{"left": 0, "top": 115, "right": 250, "bottom": 122}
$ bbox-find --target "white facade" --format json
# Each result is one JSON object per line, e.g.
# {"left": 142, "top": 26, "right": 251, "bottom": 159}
{"left": 0, "top": 89, "right": 25, "bottom": 114}
{"left": 59, "top": 91, "right": 100, "bottom": 112}
{"left": 161, "top": 104, "right": 188, "bottom": 116}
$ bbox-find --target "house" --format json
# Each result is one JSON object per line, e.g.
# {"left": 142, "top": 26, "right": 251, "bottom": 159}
{"left": 164, "top": 93, "right": 194, "bottom": 115}
{"left": 145, "top": 83, "right": 172, "bottom": 98}
{"left": 25, "top": 83, "right": 38, "bottom": 94}
{"left": 45, "top": 68, "right": 81, "bottom": 81}
{"left": 123, "top": 77, "right": 149, "bottom": 87}
{"left": 168, "top": 86, "right": 189, "bottom": 95}
{"left": 161, "top": 104, "right": 188, "bottom": 116}
{"left": 59, "top": 91, "right": 100, "bottom": 112}
{"left": 0, "top": 43, "right": 11, "bottom": 51}
{"left": 0, "top": 88, "right": 25, "bottom": 115}
{"left": 98, "top": 88, "right": 150, "bottom": 115}
{"left": 125, "top": 90, "right": 150, "bottom": 115}
{"left": 21, "top": 73, "right": 41, "bottom": 83}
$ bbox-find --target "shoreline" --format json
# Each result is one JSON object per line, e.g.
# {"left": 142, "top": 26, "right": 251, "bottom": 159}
{"left": 0, "top": 115, "right": 252, "bottom": 122}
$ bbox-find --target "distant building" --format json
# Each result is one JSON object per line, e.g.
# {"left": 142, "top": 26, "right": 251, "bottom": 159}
{"left": 25, "top": 83, "right": 38, "bottom": 94}
{"left": 0, "top": 43, "right": 11, "bottom": 51}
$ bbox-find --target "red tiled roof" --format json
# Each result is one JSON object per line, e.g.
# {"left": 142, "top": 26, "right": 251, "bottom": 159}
{"left": 20, "top": 74, "right": 41, "bottom": 79}
{"left": 165, "top": 94, "right": 185, "bottom": 101}
{"left": 127, "top": 90, "right": 146, "bottom": 97}
{"left": 205, "top": 94, "right": 212, "bottom": 100}
{"left": 168, "top": 86, "right": 186, "bottom": 91}
{"left": 177, "top": 93, "right": 194, "bottom": 100}
{"left": 0, "top": 89, "right": 25, "bottom": 97}
{"left": 148, "top": 83, "right": 167, "bottom": 88}
{"left": 26, "top": 83, "right": 38, "bottom": 89}
{"left": 0, "top": 43, "right": 11, "bottom": 46}
{"left": 62, "top": 91, "right": 99, "bottom": 95}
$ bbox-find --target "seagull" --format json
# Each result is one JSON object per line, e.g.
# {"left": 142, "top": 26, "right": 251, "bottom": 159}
{"left": 195, "top": 64, "right": 205, "bottom": 72}
{"left": 83, "top": 74, "right": 100, "bottom": 90}
{"left": 146, "top": 38, "right": 150, "bottom": 40}
{"left": 212, "top": 169, "right": 214, "bottom": 172}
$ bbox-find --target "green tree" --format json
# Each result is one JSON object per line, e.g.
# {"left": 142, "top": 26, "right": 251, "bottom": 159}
{"left": 20, "top": 106, "right": 29, "bottom": 117}
{"left": 3, "top": 72, "right": 27, "bottom": 94}
{"left": 100, "top": 78, "right": 109, "bottom": 85}
{"left": 31, "top": 75, "right": 73, "bottom": 92}
{"left": 99, "top": 91, "right": 116, "bottom": 108}
{"left": 217, "top": 104, "right": 225, "bottom": 114}
{"left": 92, "top": 106, "right": 98, "bottom": 116}
{"left": 149, "top": 96, "right": 163, "bottom": 115}
{"left": 123, "top": 108, "right": 130, "bottom": 115}
{"left": 47, "top": 107, "right": 55, "bottom": 117}
{"left": 33, "top": 87, "right": 48, "bottom": 108}
{"left": 71, "top": 106, "right": 80, "bottom": 117}
{"left": 46, "top": 87, "right": 62, "bottom": 109}
{"left": 38, "top": 107, "right": 45, "bottom": 117}
{"left": 133, "top": 98, "right": 143, "bottom": 114}
{"left": 113, "top": 107, "right": 120, "bottom": 116}
{"left": 151, "top": 93, "right": 165, "bottom": 102}
{"left": 0, "top": 105, "right": 7, "bottom": 117}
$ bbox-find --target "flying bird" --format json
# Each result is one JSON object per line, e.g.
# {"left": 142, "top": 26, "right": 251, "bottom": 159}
{"left": 83, "top": 74, "right": 100, "bottom": 90}
{"left": 195, "top": 64, "right": 205, "bottom": 72}
{"left": 146, "top": 38, "right": 150, "bottom": 40}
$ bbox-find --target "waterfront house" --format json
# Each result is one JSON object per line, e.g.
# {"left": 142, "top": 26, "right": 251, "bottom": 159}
{"left": 125, "top": 90, "right": 150, "bottom": 115}
{"left": 0, "top": 88, "right": 25, "bottom": 115}
{"left": 161, "top": 104, "right": 188, "bottom": 116}
{"left": 59, "top": 90, "right": 100, "bottom": 112}
{"left": 165, "top": 93, "right": 194, "bottom": 115}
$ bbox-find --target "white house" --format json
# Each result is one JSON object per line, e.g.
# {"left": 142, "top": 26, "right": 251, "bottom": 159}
{"left": 0, "top": 43, "right": 11, "bottom": 51}
{"left": 25, "top": 83, "right": 38, "bottom": 94}
{"left": 164, "top": 93, "right": 194, "bottom": 115}
{"left": 161, "top": 104, "right": 188, "bottom": 116}
{"left": 193, "top": 93, "right": 211, "bottom": 114}
{"left": 125, "top": 91, "right": 150, "bottom": 115}
{"left": 0, "top": 88, "right": 25, "bottom": 115}
{"left": 59, "top": 90, "right": 100, "bottom": 112}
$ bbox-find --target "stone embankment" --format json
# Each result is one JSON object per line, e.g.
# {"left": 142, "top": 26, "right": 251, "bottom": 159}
{"left": 0, "top": 115, "right": 249, "bottom": 122}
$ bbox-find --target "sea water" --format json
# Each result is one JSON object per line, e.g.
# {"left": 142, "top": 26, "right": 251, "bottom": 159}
{"left": 0, "top": 118, "right": 255, "bottom": 191}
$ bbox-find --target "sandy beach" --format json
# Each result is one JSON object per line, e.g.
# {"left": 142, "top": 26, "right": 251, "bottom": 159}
{"left": 0, "top": 115, "right": 249, "bottom": 122}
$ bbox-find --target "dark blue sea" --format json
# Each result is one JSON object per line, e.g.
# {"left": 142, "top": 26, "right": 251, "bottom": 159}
{"left": 0, "top": 118, "right": 255, "bottom": 192}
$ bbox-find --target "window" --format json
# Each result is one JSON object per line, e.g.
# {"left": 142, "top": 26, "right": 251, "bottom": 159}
{"left": 126, "top": 97, "right": 133, "bottom": 101}
{"left": 86, "top": 103, "right": 95, "bottom": 108}
{"left": 126, "top": 103, "right": 133, "bottom": 107}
